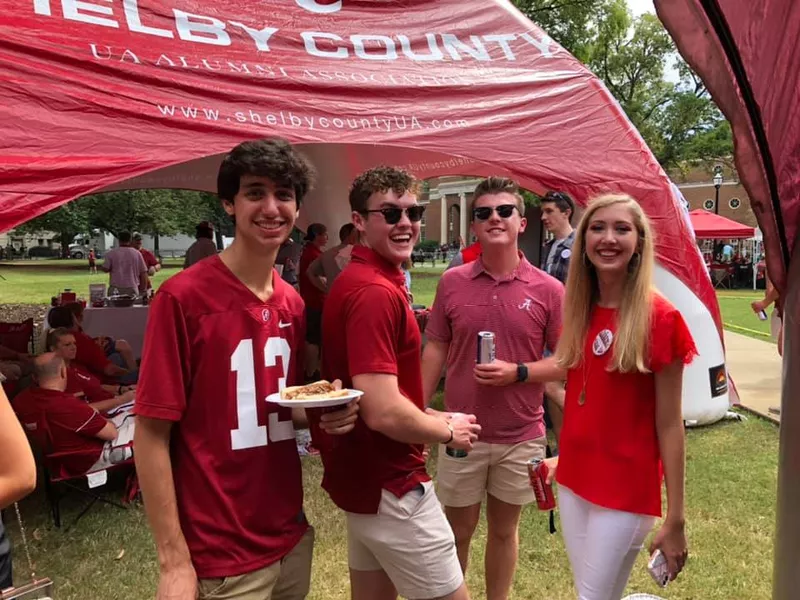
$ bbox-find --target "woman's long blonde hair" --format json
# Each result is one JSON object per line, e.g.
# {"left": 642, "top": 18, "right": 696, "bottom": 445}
{"left": 555, "top": 194, "right": 656, "bottom": 373}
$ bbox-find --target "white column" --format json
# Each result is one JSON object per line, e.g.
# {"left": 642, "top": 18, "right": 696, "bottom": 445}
{"left": 459, "top": 193, "right": 468, "bottom": 246}
{"left": 440, "top": 195, "right": 448, "bottom": 243}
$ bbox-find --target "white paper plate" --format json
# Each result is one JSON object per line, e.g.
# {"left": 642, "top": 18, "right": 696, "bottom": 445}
{"left": 266, "top": 389, "right": 363, "bottom": 409}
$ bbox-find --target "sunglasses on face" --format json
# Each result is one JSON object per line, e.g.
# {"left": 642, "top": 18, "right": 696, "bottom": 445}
{"left": 472, "top": 204, "right": 518, "bottom": 221}
{"left": 362, "top": 205, "right": 426, "bottom": 225}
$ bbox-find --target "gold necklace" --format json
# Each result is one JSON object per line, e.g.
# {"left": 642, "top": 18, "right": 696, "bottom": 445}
{"left": 578, "top": 354, "right": 592, "bottom": 406}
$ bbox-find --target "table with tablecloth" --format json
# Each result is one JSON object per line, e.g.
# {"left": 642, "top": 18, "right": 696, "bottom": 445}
{"left": 81, "top": 306, "right": 150, "bottom": 359}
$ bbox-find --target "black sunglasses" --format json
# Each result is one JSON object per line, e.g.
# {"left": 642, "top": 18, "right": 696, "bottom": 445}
{"left": 472, "top": 204, "right": 518, "bottom": 221}
{"left": 362, "top": 205, "right": 426, "bottom": 225}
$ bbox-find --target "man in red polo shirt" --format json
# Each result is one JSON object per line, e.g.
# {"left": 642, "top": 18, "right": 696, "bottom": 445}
{"left": 311, "top": 166, "right": 481, "bottom": 600}
{"left": 134, "top": 139, "right": 358, "bottom": 600}
{"left": 47, "top": 328, "right": 135, "bottom": 412}
{"left": 422, "top": 177, "right": 564, "bottom": 600}
{"left": 12, "top": 353, "right": 123, "bottom": 477}
{"left": 46, "top": 305, "right": 133, "bottom": 382}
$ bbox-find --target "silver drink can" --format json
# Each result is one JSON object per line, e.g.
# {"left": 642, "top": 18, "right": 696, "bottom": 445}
{"left": 477, "top": 331, "right": 496, "bottom": 364}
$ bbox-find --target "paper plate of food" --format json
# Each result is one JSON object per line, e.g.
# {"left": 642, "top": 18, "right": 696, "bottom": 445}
{"left": 266, "top": 379, "right": 364, "bottom": 408}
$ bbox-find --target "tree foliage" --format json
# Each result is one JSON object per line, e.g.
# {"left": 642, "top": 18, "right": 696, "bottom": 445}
{"left": 14, "top": 202, "right": 90, "bottom": 257}
{"left": 512, "top": 0, "right": 733, "bottom": 170}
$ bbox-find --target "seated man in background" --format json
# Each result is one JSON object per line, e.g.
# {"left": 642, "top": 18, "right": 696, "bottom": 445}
{"left": 59, "top": 302, "right": 137, "bottom": 371}
{"left": 47, "top": 328, "right": 135, "bottom": 413}
{"left": 12, "top": 354, "right": 134, "bottom": 477}
{"left": 47, "top": 305, "right": 137, "bottom": 384}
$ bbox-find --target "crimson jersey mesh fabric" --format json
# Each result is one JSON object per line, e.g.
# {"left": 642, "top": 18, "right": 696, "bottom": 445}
{"left": 135, "top": 256, "right": 309, "bottom": 578}
{"left": 556, "top": 294, "right": 698, "bottom": 517}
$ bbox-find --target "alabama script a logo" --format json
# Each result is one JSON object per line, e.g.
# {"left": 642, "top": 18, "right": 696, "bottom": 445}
{"left": 295, "top": 0, "right": 342, "bottom": 14}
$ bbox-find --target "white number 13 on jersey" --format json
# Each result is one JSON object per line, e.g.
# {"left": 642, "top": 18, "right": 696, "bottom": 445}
{"left": 230, "top": 337, "right": 295, "bottom": 450}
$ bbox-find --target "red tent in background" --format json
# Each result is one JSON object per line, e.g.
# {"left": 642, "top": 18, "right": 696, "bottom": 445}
{"left": 688, "top": 209, "right": 755, "bottom": 239}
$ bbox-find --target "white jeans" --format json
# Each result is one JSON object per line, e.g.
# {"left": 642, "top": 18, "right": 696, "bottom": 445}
{"left": 558, "top": 485, "right": 656, "bottom": 600}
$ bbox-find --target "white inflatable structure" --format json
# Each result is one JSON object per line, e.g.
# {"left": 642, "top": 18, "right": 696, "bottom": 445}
{"left": 655, "top": 265, "right": 731, "bottom": 426}
{"left": 660, "top": 183, "right": 731, "bottom": 426}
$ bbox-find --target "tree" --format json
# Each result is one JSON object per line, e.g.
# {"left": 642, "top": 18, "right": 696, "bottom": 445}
{"left": 512, "top": 0, "right": 733, "bottom": 170}
{"left": 512, "top": 0, "right": 614, "bottom": 62}
{"left": 14, "top": 202, "right": 90, "bottom": 257}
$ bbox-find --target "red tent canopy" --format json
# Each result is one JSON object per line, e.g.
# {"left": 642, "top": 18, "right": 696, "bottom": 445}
{"left": 688, "top": 209, "right": 755, "bottom": 239}
{"left": 0, "top": 0, "right": 721, "bottom": 337}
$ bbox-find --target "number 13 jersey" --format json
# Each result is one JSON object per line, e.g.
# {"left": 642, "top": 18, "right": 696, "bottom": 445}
{"left": 136, "top": 255, "right": 308, "bottom": 579}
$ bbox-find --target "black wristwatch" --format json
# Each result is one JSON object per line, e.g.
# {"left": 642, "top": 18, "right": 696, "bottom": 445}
{"left": 516, "top": 363, "right": 528, "bottom": 383}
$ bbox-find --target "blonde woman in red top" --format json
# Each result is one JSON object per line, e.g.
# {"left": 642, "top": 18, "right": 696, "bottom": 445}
{"left": 538, "top": 193, "right": 696, "bottom": 599}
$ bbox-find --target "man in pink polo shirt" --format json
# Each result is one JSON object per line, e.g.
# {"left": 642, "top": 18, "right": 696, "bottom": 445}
{"left": 422, "top": 177, "right": 564, "bottom": 600}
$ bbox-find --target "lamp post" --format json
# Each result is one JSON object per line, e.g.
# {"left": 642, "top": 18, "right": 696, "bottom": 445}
{"left": 713, "top": 166, "right": 723, "bottom": 214}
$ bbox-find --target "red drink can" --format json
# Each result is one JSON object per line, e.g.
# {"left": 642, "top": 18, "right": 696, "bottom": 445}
{"left": 527, "top": 458, "right": 556, "bottom": 511}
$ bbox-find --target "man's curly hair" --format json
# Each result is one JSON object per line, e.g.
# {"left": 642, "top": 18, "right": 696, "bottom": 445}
{"left": 217, "top": 138, "right": 316, "bottom": 206}
{"left": 349, "top": 166, "right": 419, "bottom": 213}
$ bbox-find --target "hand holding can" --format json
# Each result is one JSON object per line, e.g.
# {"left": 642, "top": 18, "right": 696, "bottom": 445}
{"left": 446, "top": 412, "right": 481, "bottom": 453}
{"left": 527, "top": 457, "right": 557, "bottom": 511}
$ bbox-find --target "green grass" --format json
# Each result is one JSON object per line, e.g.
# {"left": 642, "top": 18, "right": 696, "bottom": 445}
{"left": 0, "top": 262, "right": 442, "bottom": 307}
{"left": 409, "top": 266, "right": 446, "bottom": 307}
{"left": 0, "top": 260, "right": 772, "bottom": 347}
{"left": 0, "top": 260, "right": 183, "bottom": 305}
{"left": 715, "top": 289, "right": 774, "bottom": 341}
{"left": 8, "top": 409, "right": 777, "bottom": 599}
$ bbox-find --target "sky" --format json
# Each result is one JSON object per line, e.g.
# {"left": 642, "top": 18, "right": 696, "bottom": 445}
{"left": 627, "top": 0, "right": 656, "bottom": 16}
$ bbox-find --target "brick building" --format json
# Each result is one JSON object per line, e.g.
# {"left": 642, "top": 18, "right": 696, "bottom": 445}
{"left": 419, "top": 176, "right": 482, "bottom": 245}
{"left": 670, "top": 163, "right": 757, "bottom": 228}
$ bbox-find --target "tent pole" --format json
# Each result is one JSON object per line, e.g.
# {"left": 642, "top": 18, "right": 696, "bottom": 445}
{"left": 773, "top": 237, "right": 799, "bottom": 600}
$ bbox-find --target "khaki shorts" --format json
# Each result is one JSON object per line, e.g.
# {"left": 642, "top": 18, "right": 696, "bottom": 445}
{"left": 437, "top": 437, "right": 547, "bottom": 507}
{"left": 198, "top": 527, "right": 314, "bottom": 600}
{"left": 346, "top": 481, "right": 463, "bottom": 599}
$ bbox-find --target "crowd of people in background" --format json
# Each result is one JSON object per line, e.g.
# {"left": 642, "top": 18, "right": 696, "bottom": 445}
{"left": 4, "top": 136, "right": 751, "bottom": 600}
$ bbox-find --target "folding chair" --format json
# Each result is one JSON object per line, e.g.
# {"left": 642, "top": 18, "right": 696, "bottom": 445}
{"left": 42, "top": 448, "right": 135, "bottom": 530}
{"left": 19, "top": 411, "right": 135, "bottom": 530}
{"left": 0, "top": 318, "right": 34, "bottom": 354}
{"left": 0, "top": 319, "right": 34, "bottom": 399}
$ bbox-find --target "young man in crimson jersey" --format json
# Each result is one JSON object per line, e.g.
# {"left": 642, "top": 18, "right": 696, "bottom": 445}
{"left": 310, "top": 167, "right": 481, "bottom": 600}
{"left": 134, "top": 139, "right": 359, "bottom": 600}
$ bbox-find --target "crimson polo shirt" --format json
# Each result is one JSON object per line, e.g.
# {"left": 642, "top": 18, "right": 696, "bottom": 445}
{"left": 426, "top": 254, "right": 564, "bottom": 443}
{"left": 12, "top": 386, "right": 106, "bottom": 476}
{"left": 311, "top": 246, "right": 430, "bottom": 514}
{"left": 66, "top": 365, "right": 113, "bottom": 403}
{"left": 73, "top": 329, "right": 111, "bottom": 377}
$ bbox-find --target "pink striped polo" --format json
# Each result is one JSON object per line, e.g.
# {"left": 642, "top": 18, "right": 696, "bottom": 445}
{"left": 426, "top": 255, "right": 563, "bottom": 444}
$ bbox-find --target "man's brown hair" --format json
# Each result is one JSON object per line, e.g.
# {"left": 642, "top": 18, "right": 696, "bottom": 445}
{"left": 46, "top": 328, "right": 74, "bottom": 352}
{"left": 471, "top": 177, "right": 525, "bottom": 216}
{"left": 349, "top": 166, "right": 419, "bottom": 213}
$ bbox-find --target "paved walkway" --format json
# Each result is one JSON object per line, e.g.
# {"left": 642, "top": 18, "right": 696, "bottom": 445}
{"left": 724, "top": 330, "right": 783, "bottom": 424}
